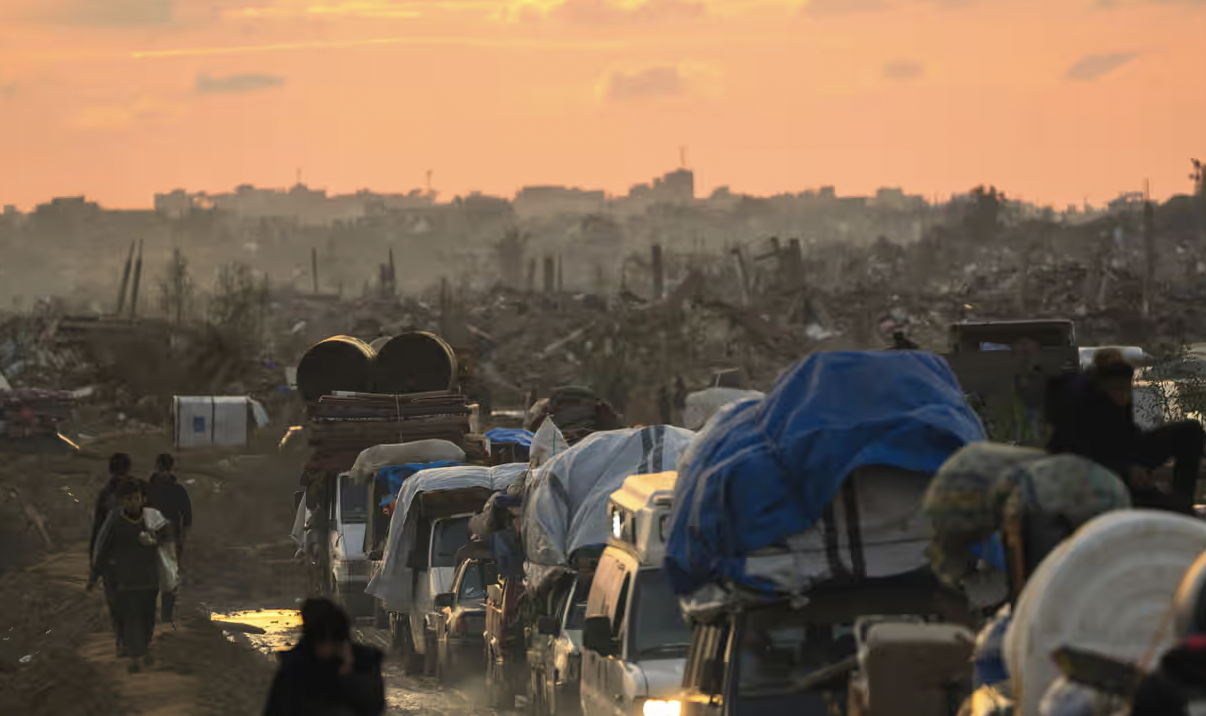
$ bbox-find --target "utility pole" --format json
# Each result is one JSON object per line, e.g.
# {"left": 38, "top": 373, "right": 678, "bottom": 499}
{"left": 311, "top": 247, "right": 319, "bottom": 294}
{"left": 128, "top": 240, "right": 144, "bottom": 319}
{"left": 116, "top": 241, "right": 135, "bottom": 315}
{"left": 1142, "top": 180, "right": 1155, "bottom": 320}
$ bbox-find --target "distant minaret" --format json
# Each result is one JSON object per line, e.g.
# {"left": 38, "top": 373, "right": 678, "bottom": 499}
{"left": 426, "top": 170, "right": 433, "bottom": 193}
{"left": 296, "top": 168, "right": 302, "bottom": 186}
{"left": 679, "top": 146, "right": 687, "bottom": 169}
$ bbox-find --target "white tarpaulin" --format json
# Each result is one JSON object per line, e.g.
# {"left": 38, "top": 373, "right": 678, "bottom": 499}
{"left": 522, "top": 425, "right": 695, "bottom": 591}
{"left": 345, "top": 440, "right": 467, "bottom": 484}
{"left": 530, "top": 417, "right": 569, "bottom": 467}
{"left": 173, "top": 396, "right": 249, "bottom": 449}
{"left": 683, "top": 388, "right": 766, "bottom": 431}
{"left": 366, "top": 463, "right": 526, "bottom": 606}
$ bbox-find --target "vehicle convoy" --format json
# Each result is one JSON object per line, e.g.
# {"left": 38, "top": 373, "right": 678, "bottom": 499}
{"left": 365, "top": 463, "right": 525, "bottom": 675}
{"left": 473, "top": 423, "right": 696, "bottom": 714}
{"left": 290, "top": 332, "right": 474, "bottom": 618}
{"left": 663, "top": 351, "right": 986, "bottom": 716}
{"left": 580, "top": 471, "right": 690, "bottom": 716}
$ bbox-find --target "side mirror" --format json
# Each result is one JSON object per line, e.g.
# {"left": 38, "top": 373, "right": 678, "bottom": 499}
{"left": 582, "top": 615, "right": 614, "bottom": 655}
{"left": 537, "top": 615, "right": 561, "bottom": 636}
{"left": 434, "top": 592, "right": 455, "bottom": 609}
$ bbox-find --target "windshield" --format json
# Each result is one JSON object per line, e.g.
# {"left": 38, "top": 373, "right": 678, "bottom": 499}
{"left": 737, "top": 608, "right": 857, "bottom": 698}
{"left": 630, "top": 569, "right": 691, "bottom": 660}
{"left": 431, "top": 516, "right": 470, "bottom": 568}
{"left": 459, "top": 562, "right": 488, "bottom": 602}
{"left": 339, "top": 478, "right": 368, "bottom": 524}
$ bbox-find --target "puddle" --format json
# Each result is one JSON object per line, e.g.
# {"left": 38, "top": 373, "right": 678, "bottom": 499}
{"left": 210, "top": 609, "right": 301, "bottom": 655}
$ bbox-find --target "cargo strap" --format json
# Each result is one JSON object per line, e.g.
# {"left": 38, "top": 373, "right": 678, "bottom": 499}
{"left": 820, "top": 476, "right": 867, "bottom": 580}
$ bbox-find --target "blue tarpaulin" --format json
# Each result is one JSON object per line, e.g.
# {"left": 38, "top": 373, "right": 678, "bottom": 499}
{"left": 664, "top": 350, "right": 986, "bottom": 597}
{"left": 376, "top": 461, "right": 461, "bottom": 507}
{"left": 485, "top": 428, "right": 533, "bottom": 448}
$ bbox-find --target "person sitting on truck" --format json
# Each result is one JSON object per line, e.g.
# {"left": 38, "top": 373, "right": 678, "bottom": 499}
{"left": 523, "top": 386, "right": 620, "bottom": 444}
{"left": 263, "top": 597, "right": 385, "bottom": 716}
{"left": 1046, "top": 349, "right": 1206, "bottom": 514}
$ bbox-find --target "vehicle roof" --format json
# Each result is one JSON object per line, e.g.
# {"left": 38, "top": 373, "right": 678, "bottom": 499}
{"left": 610, "top": 471, "right": 677, "bottom": 513}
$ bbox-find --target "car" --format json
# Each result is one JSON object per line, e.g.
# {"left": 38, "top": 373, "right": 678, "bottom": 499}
{"left": 434, "top": 557, "right": 497, "bottom": 684}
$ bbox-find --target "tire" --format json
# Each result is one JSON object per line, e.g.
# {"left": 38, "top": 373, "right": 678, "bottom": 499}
{"left": 423, "top": 630, "right": 439, "bottom": 677}
{"left": 397, "top": 617, "right": 424, "bottom": 675}
{"left": 374, "top": 600, "right": 388, "bottom": 630}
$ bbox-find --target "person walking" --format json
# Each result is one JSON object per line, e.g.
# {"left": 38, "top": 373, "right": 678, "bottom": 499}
{"left": 263, "top": 598, "right": 385, "bottom": 716}
{"left": 146, "top": 453, "right": 192, "bottom": 627}
{"left": 90, "top": 453, "right": 135, "bottom": 656}
{"left": 89, "top": 480, "right": 167, "bottom": 672}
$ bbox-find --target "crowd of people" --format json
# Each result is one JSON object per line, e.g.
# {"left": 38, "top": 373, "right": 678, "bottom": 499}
{"left": 87, "top": 452, "right": 192, "bottom": 672}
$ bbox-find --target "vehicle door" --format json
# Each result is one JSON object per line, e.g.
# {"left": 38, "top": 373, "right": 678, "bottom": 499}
{"left": 582, "top": 552, "right": 634, "bottom": 716}
{"left": 437, "top": 559, "right": 470, "bottom": 657}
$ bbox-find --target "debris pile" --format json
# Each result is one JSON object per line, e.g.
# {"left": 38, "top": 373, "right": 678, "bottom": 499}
{"left": 0, "top": 389, "right": 77, "bottom": 439}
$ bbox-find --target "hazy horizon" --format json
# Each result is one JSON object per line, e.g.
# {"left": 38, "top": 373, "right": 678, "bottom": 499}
{"left": 2, "top": 0, "right": 1203, "bottom": 211}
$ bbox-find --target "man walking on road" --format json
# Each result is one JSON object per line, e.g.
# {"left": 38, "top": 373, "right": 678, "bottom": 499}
{"left": 263, "top": 598, "right": 385, "bottom": 716}
{"left": 89, "top": 480, "right": 166, "bottom": 672}
{"left": 146, "top": 453, "right": 192, "bottom": 627}
{"left": 90, "top": 453, "right": 135, "bottom": 656}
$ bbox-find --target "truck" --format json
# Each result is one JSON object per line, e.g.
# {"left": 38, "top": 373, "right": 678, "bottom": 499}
{"left": 580, "top": 471, "right": 690, "bottom": 716}
{"left": 478, "top": 424, "right": 697, "bottom": 713}
{"left": 365, "top": 463, "right": 525, "bottom": 675}
{"left": 941, "top": 318, "right": 1079, "bottom": 445}
{"left": 664, "top": 351, "right": 985, "bottom": 716}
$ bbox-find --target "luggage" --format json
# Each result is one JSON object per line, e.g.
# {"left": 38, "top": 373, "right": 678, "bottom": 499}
{"left": 848, "top": 621, "right": 975, "bottom": 716}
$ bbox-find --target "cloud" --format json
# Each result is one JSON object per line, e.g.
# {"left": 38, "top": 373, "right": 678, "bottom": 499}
{"left": 505, "top": 0, "right": 705, "bottom": 23}
{"left": 803, "top": 0, "right": 888, "bottom": 15}
{"left": 1065, "top": 53, "right": 1137, "bottom": 82}
{"left": 68, "top": 97, "right": 184, "bottom": 129}
{"left": 598, "top": 63, "right": 718, "bottom": 102}
{"left": 196, "top": 72, "right": 287, "bottom": 93}
{"left": 40, "top": 0, "right": 175, "bottom": 26}
{"left": 224, "top": 1, "right": 429, "bottom": 20}
{"left": 882, "top": 60, "right": 924, "bottom": 81}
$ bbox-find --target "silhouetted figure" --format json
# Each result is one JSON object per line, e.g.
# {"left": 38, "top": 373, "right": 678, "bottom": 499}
{"left": 263, "top": 598, "right": 385, "bottom": 716}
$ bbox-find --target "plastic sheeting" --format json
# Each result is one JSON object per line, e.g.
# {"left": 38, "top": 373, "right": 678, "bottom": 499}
{"left": 366, "top": 463, "right": 526, "bottom": 607}
{"left": 376, "top": 461, "right": 462, "bottom": 507}
{"left": 522, "top": 424, "right": 696, "bottom": 592}
{"left": 682, "top": 387, "right": 765, "bottom": 431}
{"left": 665, "top": 350, "right": 986, "bottom": 599}
{"left": 346, "top": 440, "right": 466, "bottom": 484}
{"left": 529, "top": 417, "right": 569, "bottom": 467}
{"left": 485, "top": 428, "right": 533, "bottom": 448}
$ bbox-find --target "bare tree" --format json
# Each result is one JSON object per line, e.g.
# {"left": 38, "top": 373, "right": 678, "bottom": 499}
{"left": 159, "top": 247, "right": 194, "bottom": 324}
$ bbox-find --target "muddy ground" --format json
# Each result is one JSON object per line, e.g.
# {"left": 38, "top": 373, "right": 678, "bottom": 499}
{"left": 0, "top": 431, "right": 495, "bottom": 716}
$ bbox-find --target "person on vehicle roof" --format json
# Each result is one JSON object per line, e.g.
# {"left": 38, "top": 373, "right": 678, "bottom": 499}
{"left": 263, "top": 597, "right": 385, "bottom": 716}
{"left": 523, "top": 386, "right": 620, "bottom": 444}
{"left": 1046, "top": 348, "right": 1205, "bottom": 514}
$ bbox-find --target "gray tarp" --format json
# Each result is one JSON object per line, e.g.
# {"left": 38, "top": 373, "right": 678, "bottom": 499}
{"left": 345, "top": 440, "right": 467, "bottom": 485}
{"left": 366, "top": 463, "right": 526, "bottom": 607}
{"left": 522, "top": 425, "right": 696, "bottom": 591}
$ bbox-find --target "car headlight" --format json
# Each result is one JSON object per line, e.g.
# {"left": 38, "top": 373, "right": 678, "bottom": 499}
{"left": 642, "top": 700, "right": 682, "bottom": 716}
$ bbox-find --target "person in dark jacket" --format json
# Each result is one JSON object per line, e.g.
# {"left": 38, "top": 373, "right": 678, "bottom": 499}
{"left": 1047, "top": 349, "right": 1205, "bottom": 514}
{"left": 89, "top": 452, "right": 134, "bottom": 656}
{"left": 88, "top": 480, "right": 165, "bottom": 671}
{"left": 263, "top": 598, "right": 385, "bottom": 716}
{"left": 146, "top": 453, "right": 192, "bottom": 626}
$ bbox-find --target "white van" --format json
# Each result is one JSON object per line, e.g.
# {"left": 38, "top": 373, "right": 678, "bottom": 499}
{"left": 329, "top": 474, "right": 373, "bottom": 616}
{"left": 581, "top": 472, "right": 689, "bottom": 716}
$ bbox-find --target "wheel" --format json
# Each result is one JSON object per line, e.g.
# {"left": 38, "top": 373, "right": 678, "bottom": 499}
{"left": 423, "top": 630, "right": 439, "bottom": 676}
{"left": 374, "top": 600, "right": 388, "bottom": 630}
{"left": 397, "top": 617, "right": 424, "bottom": 675}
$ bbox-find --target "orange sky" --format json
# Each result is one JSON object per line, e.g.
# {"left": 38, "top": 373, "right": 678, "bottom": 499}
{"left": 0, "top": 0, "right": 1203, "bottom": 210}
